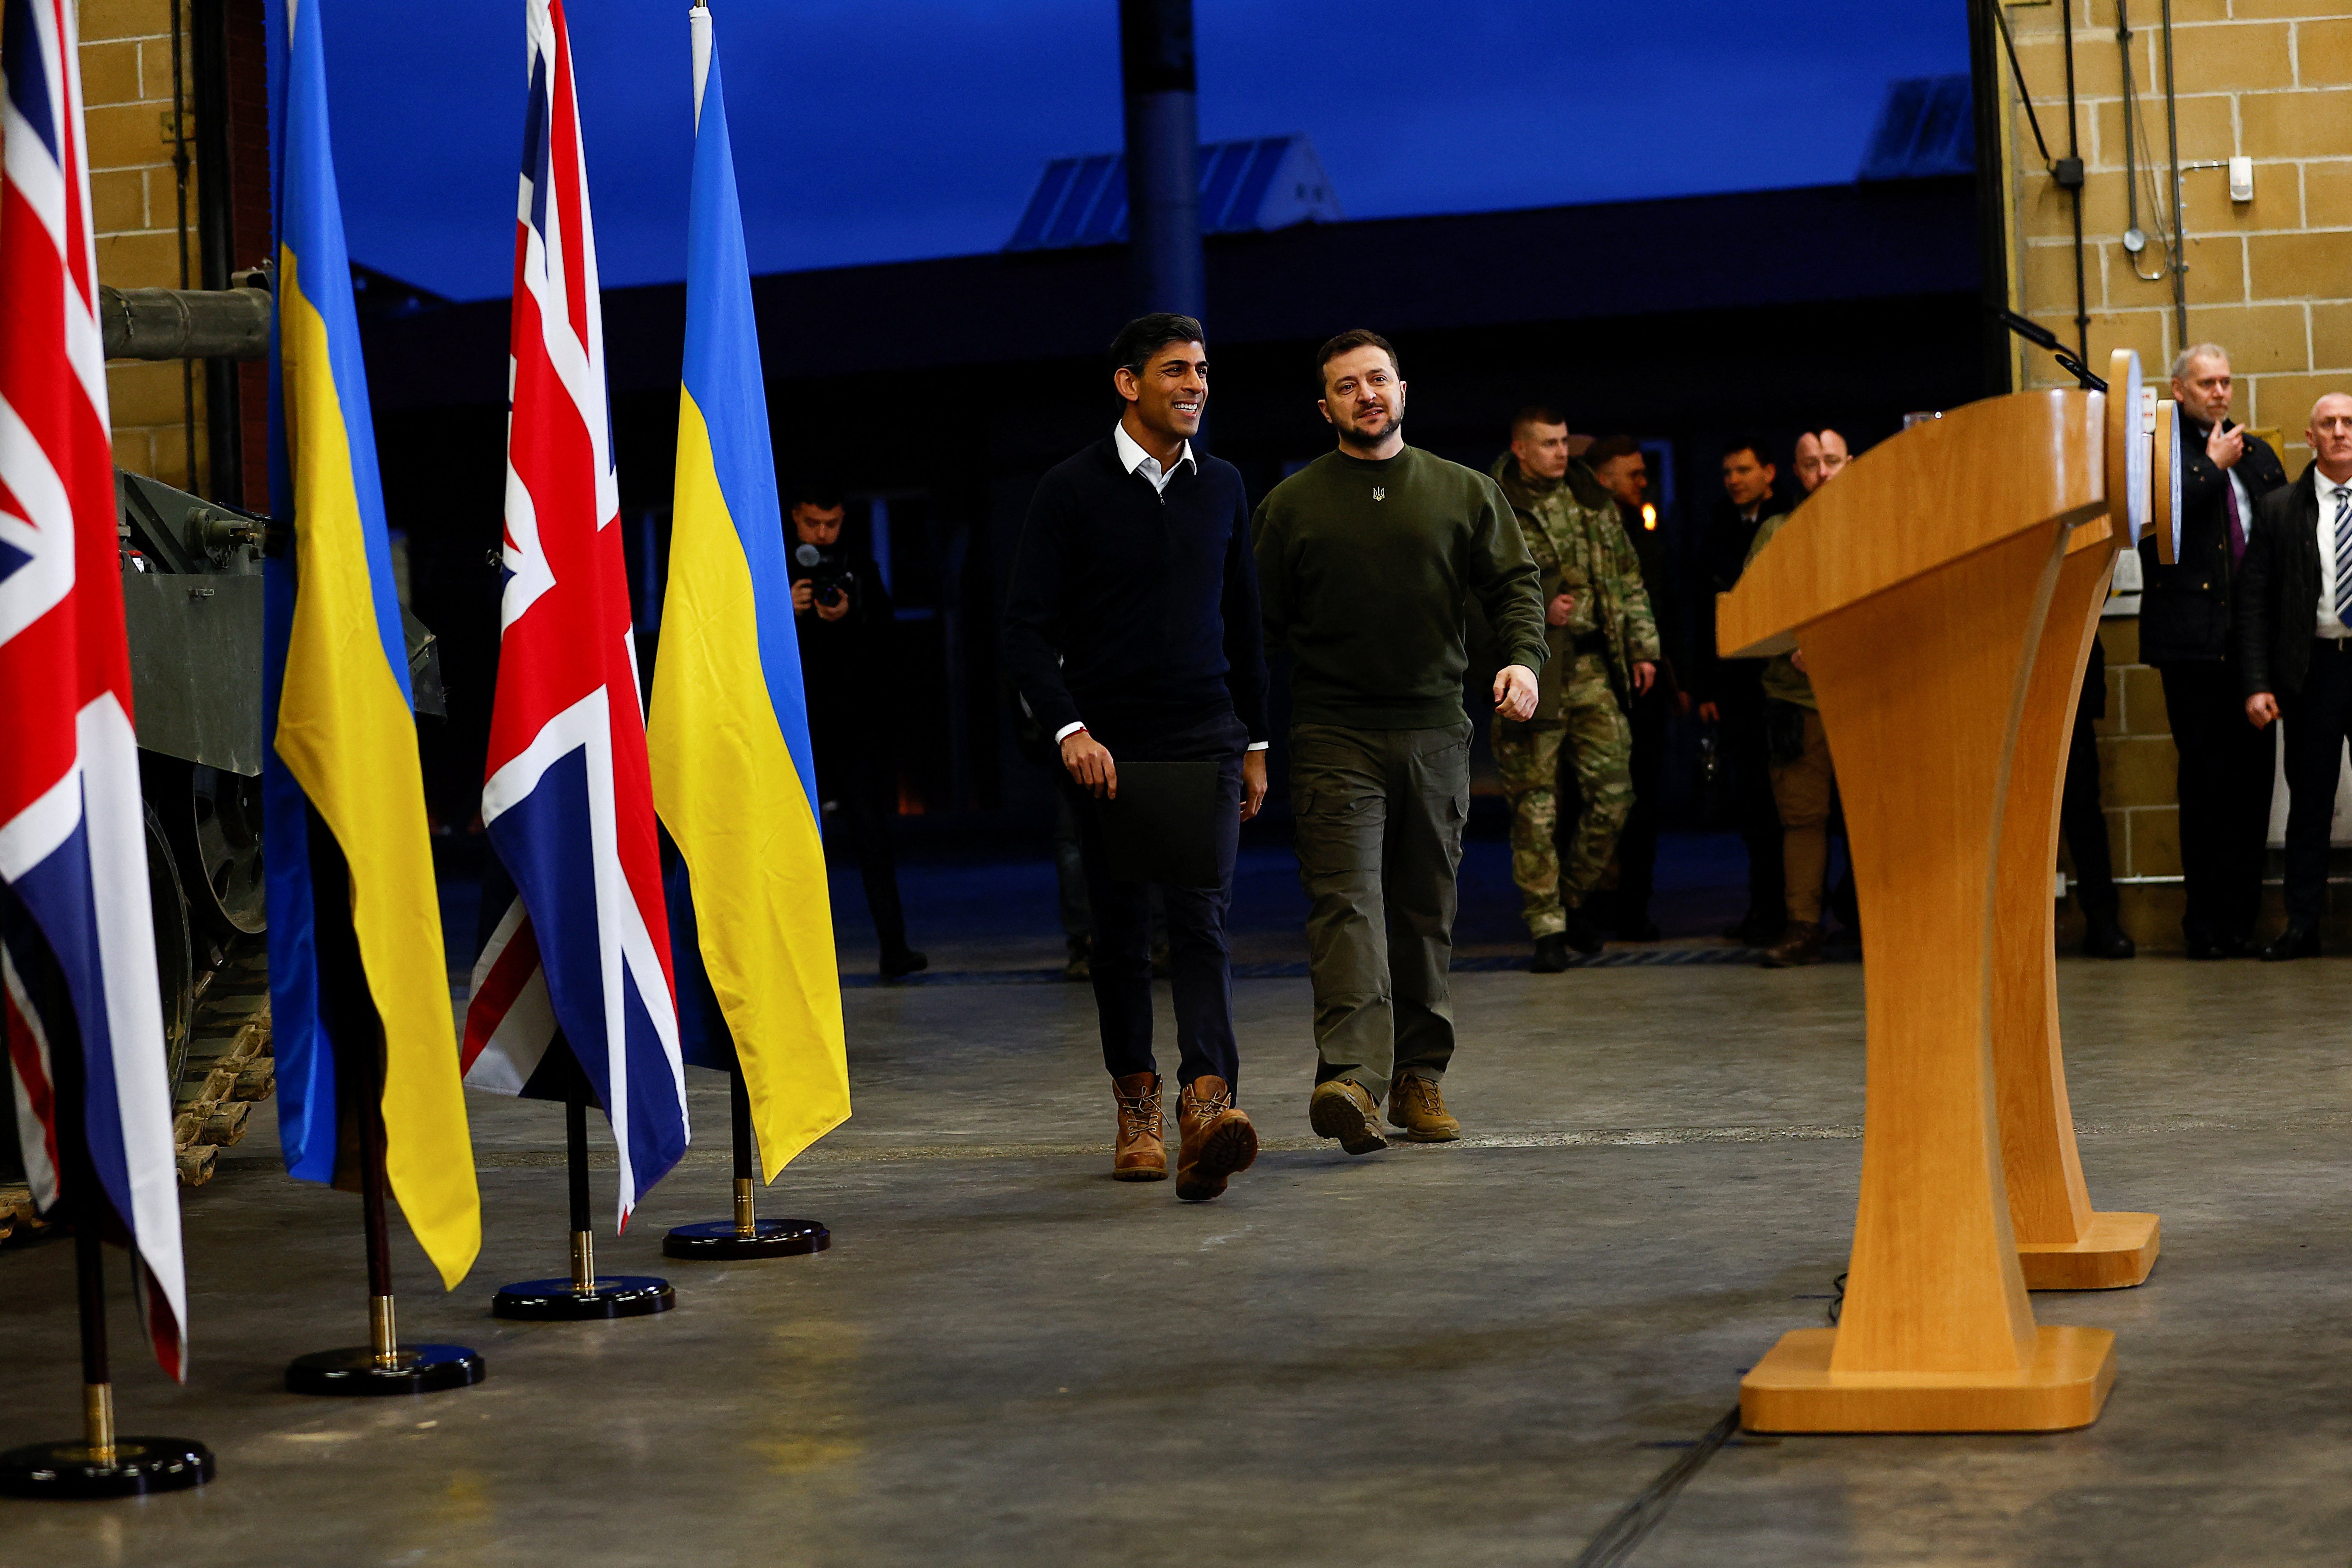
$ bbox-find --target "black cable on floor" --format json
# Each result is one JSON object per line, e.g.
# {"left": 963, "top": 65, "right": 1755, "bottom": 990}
{"left": 1569, "top": 1404, "right": 1742, "bottom": 1568}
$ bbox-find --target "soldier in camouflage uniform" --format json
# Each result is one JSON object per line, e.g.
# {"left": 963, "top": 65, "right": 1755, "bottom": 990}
{"left": 1488, "top": 410, "right": 1661, "bottom": 969}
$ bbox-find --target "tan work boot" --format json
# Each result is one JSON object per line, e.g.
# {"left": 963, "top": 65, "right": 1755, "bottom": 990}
{"left": 1110, "top": 1072, "right": 1167, "bottom": 1181}
{"left": 1387, "top": 1072, "right": 1460, "bottom": 1142}
{"left": 1759, "top": 920, "right": 1824, "bottom": 969}
{"left": 1175, "top": 1076, "right": 1258, "bottom": 1202}
{"left": 1308, "top": 1079, "right": 1389, "bottom": 1156}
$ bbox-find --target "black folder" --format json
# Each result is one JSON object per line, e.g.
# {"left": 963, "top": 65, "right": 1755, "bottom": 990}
{"left": 1095, "top": 760, "right": 1222, "bottom": 889}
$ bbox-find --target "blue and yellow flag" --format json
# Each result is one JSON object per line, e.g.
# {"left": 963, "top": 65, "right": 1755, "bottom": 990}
{"left": 261, "top": 0, "right": 478, "bottom": 1287}
{"left": 648, "top": 1, "right": 849, "bottom": 1175}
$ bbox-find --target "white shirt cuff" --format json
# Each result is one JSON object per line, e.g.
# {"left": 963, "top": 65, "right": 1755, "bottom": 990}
{"left": 1246, "top": 741, "right": 1270, "bottom": 751}
{"left": 1053, "top": 721, "right": 1087, "bottom": 744}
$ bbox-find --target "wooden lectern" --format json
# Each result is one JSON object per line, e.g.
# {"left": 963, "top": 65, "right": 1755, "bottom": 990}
{"left": 1723, "top": 383, "right": 2139, "bottom": 1433}
{"left": 1997, "top": 352, "right": 2160, "bottom": 1291}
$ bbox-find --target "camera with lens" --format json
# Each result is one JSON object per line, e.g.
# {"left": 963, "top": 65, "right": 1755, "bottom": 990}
{"left": 793, "top": 542, "right": 859, "bottom": 614}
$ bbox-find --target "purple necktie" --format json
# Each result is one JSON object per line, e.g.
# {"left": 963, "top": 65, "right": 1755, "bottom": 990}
{"left": 2226, "top": 478, "right": 2246, "bottom": 564}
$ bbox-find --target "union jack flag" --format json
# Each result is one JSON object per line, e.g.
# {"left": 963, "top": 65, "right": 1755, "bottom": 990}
{"left": 461, "top": 0, "right": 688, "bottom": 1226}
{"left": 0, "top": 0, "right": 187, "bottom": 1375}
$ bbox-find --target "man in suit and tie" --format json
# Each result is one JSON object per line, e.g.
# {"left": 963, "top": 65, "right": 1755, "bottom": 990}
{"left": 2140, "top": 345, "right": 2290, "bottom": 958}
{"left": 2235, "top": 392, "right": 2352, "bottom": 959}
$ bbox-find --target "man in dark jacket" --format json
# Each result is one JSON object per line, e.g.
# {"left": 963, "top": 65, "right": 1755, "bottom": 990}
{"left": 790, "top": 482, "right": 926, "bottom": 981}
{"left": 1692, "top": 438, "right": 1789, "bottom": 946}
{"left": 2235, "top": 391, "right": 2352, "bottom": 958}
{"left": 2139, "top": 345, "right": 2289, "bottom": 957}
{"left": 1002, "top": 314, "right": 1268, "bottom": 1202}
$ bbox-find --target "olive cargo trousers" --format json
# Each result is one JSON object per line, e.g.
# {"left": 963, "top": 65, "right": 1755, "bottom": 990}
{"left": 1289, "top": 721, "right": 1473, "bottom": 1103}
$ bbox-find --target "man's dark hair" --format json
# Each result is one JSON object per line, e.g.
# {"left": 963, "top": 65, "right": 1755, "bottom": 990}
{"left": 1110, "top": 313, "right": 1206, "bottom": 380}
{"left": 1721, "top": 435, "right": 1773, "bottom": 467}
{"left": 785, "top": 478, "right": 845, "bottom": 512}
{"left": 1316, "top": 328, "right": 1400, "bottom": 387}
{"left": 1583, "top": 434, "right": 1642, "bottom": 467}
{"left": 1511, "top": 404, "right": 1568, "bottom": 439}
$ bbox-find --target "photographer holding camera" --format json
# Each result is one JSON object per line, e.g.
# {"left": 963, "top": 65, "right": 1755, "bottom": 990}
{"left": 791, "top": 481, "right": 927, "bottom": 980}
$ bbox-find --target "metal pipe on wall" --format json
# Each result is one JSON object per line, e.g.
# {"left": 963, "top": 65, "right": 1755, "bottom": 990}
{"left": 2063, "top": 1, "right": 2089, "bottom": 367}
{"left": 191, "top": 0, "right": 243, "bottom": 505}
{"left": 1119, "top": 0, "right": 1204, "bottom": 322}
{"left": 2159, "top": 0, "right": 2189, "bottom": 345}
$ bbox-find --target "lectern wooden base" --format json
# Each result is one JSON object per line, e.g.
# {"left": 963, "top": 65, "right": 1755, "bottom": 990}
{"left": 1741, "top": 1326, "right": 2116, "bottom": 1433}
{"left": 2019, "top": 1212, "right": 2159, "bottom": 1291}
{"left": 1716, "top": 382, "right": 2145, "bottom": 1437}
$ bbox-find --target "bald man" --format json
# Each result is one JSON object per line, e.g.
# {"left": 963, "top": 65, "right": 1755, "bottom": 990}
{"left": 2236, "top": 392, "right": 2352, "bottom": 958}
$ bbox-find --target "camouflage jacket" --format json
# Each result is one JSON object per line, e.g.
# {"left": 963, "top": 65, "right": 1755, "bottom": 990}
{"left": 1489, "top": 455, "right": 1661, "bottom": 718}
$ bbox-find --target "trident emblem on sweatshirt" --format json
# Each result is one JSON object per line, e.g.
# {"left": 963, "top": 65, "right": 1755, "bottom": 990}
{"left": 1372, "top": 486, "right": 1386, "bottom": 501}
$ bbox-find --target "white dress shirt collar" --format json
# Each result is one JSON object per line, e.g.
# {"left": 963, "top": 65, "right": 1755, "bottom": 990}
{"left": 1114, "top": 422, "right": 1194, "bottom": 495}
{"left": 2315, "top": 470, "right": 2352, "bottom": 637}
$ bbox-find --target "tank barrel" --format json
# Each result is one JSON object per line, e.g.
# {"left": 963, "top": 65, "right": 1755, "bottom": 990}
{"left": 98, "top": 284, "right": 271, "bottom": 362}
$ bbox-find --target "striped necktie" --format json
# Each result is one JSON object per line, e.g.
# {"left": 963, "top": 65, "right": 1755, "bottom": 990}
{"left": 2335, "top": 485, "right": 2352, "bottom": 624}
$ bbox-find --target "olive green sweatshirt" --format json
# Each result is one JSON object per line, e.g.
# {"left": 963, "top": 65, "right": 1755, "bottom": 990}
{"left": 1254, "top": 445, "right": 1549, "bottom": 728}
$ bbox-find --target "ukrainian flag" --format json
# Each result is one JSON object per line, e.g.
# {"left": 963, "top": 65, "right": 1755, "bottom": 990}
{"left": 260, "top": 0, "right": 478, "bottom": 1288}
{"left": 648, "top": 2, "right": 849, "bottom": 1175}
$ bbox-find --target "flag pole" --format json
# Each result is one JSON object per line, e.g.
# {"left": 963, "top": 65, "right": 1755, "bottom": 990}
{"left": 0, "top": 950, "right": 210, "bottom": 1497}
{"left": 285, "top": 822, "right": 482, "bottom": 1395}
{"left": 491, "top": 1074, "right": 674, "bottom": 1321}
{"left": 662, "top": 1068, "right": 830, "bottom": 1261}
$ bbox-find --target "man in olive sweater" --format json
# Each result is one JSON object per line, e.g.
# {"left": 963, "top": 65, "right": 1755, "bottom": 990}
{"left": 1255, "top": 330, "right": 1548, "bottom": 1154}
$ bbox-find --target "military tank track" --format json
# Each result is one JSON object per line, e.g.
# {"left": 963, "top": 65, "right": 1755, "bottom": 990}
{"left": 171, "top": 940, "right": 275, "bottom": 1187}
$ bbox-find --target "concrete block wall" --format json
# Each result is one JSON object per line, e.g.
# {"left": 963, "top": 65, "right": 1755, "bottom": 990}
{"left": 2008, "top": 3, "right": 2352, "bottom": 948}
{"left": 78, "top": 0, "right": 205, "bottom": 492}
{"left": 2064, "top": 618, "right": 2191, "bottom": 945}
{"left": 2002, "top": 0, "right": 2352, "bottom": 468}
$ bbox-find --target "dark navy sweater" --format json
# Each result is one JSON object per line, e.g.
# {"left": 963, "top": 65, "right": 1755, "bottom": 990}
{"left": 1003, "top": 435, "right": 1269, "bottom": 747}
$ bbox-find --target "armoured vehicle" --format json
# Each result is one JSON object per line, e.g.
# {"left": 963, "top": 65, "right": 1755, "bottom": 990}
{"left": 0, "top": 285, "right": 440, "bottom": 1216}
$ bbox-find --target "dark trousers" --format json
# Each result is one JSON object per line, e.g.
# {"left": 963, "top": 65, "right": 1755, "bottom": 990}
{"left": 1068, "top": 710, "right": 1247, "bottom": 1089}
{"left": 1614, "top": 686, "right": 1668, "bottom": 923}
{"left": 2060, "top": 709, "right": 2119, "bottom": 922}
{"left": 2282, "top": 640, "right": 2352, "bottom": 924}
{"left": 2157, "top": 661, "right": 2275, "bottom": 942}
{"left": 814, "top": 732, "right": 912, "bottom": 957}
{"left": 1719, "top": 678, "right": 1784, "bottom": 927}
{"left": 1289, "top": 721, "right": 1472, "bottom": 1100}
{"left": 1052, "top": 790, "right": 1091, "bottom": 944}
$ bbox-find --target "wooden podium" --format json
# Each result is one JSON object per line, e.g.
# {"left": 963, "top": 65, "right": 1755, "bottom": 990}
{"left": 1723, "top": 377, "right": 2149, "bottom": 1433}
{"left": 1994, "top": 372, "right": 2161, "bottom": 1290}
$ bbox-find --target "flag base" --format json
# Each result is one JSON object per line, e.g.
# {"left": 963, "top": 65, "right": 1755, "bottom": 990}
{"left": 0, "top": 1437, "right": 213, "bottom": 1499}
{"left": 663, "top": 1217, "right": 830, "bottom": 1261}
{"left": 285, "top": 1344, "right": 485, "bottom": 1396}
{"left": 490, "top": 1275, "right": 674, "bottom": 1320}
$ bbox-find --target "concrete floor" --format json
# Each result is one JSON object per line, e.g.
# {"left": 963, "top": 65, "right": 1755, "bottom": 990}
{"left": 8, "top": 902, "right": 2352, "bottom": 1563}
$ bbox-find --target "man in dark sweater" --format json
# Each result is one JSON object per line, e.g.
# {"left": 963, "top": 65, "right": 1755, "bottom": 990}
{"left": 1255, "top": 329, "right": 1547, "bottom": 1155}
{"left": 2139, "top": 344, "right": 2288, "bottom": 958}
{"left": 1003, "top": 314, "right": 1268, "bottom": 1202}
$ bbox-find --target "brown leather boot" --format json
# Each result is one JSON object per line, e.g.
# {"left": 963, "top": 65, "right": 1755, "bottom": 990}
{"left": 1759, "top": 920, "right": 1824, "bottom": 968}
{"left": 1175, "top": 1076, "right": 1258, "bottom": 1202}
{"left": 1387, "top": 1072, "right": 1460, "bottom": 1142}
{"left": 1308, "top": 1079, "right": 1389, "bottom": 1156}
{"left": 1110, "top": 1073, "right": 1167, "bottom": 1181}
